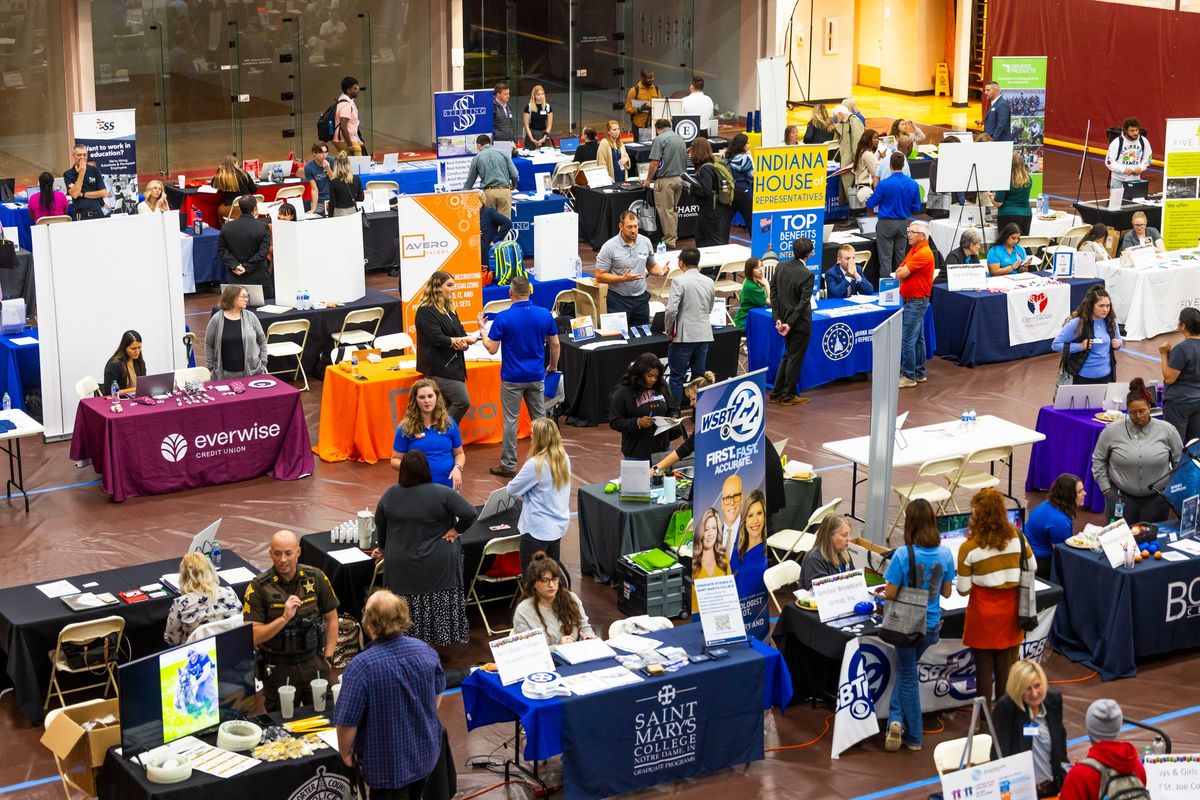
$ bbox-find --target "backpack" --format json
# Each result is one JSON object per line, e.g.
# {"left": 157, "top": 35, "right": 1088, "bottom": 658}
{"left": 493, "top": 238, "right": 526, "bottom": 286}
{"left": 1080, "top": 759, "right": 1151, "bottom": 800}
{"left": 710, "top": 161, "right": 735, "bottom": 206}
{"left": 316, "top": 100, "right": 339, "bottom": 142}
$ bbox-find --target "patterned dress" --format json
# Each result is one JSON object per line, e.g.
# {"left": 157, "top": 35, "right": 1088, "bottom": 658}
{"left": 164, "top": 586, "right": 242, "bottom": 645}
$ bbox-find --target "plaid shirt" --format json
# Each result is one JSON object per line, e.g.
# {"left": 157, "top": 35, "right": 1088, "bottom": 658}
{"left": 332, "top": 635, "right": 445, "bottom": 789}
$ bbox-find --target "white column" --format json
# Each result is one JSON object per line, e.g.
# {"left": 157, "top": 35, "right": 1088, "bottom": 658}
{"left": 952, "top": 0, "right": 973, "bottom": 108}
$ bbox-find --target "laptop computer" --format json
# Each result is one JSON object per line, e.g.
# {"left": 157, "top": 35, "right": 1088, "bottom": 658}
{"left": 137, "top": 371, "right": 176, "bottom": 398}
{"left": 479, "top": 487, "right": 517, "bottom": 520}
{"left": 558, "top": 137, "right": 580, "bottom": 155}
{"left": 220, "top": 283, "right": 266, "bottom": 306}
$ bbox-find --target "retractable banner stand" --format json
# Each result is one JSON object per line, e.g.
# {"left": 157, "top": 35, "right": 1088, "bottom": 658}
{"left": 991, "top": 56, "right": 1047, "bottom": 196}
{"left": 433, "top": 90, "right": 494, "bottom": 189}
{"left": 72, "top": 109, "right": 138, "bottom": 214}
{"left": 396, "top": 192, "right": 483, "bottom": 337}
{"left": 691, "top": 368, "right": 770, "bottom": 640}
{"left": 1162, "top": 118, "right": 1200, "bottom": 251}
{"left": 751, "top": 145, "right": 825, "bottom": 268}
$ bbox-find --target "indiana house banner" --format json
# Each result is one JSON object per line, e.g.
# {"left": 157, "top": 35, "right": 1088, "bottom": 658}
{"left": 1162, "top": 118, "right": 1200, "bottom": 251}
{"left": 750, "top": 145, "right": 826, "bottom": 268}
{"left": 396, "top": 192, "right": 483, "bottom": 338}
{"left": 992, "top": 56, "right": 1048, "bottom": 197}
{"left": 72, "top": 109, "right": 138, "bottom": 214}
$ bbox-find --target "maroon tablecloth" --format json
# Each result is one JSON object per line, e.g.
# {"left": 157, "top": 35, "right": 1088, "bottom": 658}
{"left": 69, "top": 379, "right": 313, "bottom": 501}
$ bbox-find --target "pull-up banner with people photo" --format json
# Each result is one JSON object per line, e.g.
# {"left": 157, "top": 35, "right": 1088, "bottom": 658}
{"left": 72, "top": 108, "right": 138, "bottom": 214}
{"left": 691, "top": 368, "right": 769, "bottom": 640}
{"left": 991, "top": 56, "right": 1047, "bottom": 197}
{"left": 750, "top": 145, "right": 826, "bottom": 265}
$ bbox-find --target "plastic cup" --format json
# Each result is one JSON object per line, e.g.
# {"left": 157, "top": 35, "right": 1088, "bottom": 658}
{"left": 331, "top": 682, "right": 341, "bottom": 705}
{"left": 310, "top": 678, "right": 328, "bottom": 712}
{"left": 278, "top": 684, "right": 296, "bottom": 719}
{"left": 177, "top": 175, "right": 185, "bottom": 188}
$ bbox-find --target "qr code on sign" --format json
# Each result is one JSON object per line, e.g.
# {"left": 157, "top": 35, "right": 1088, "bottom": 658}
{"left": 714, "top": 613, "right": 731, "bottom": 632}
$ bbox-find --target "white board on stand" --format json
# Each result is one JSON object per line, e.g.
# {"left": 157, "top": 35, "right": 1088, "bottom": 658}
{"left": 533, "top": 212, "right": 579, "bottom": 281}
{"left": 935, "top": 142, "right": 1015, "bottom": 193}
{"left": 272, "top": 213, "right": 366, "bottom": 305}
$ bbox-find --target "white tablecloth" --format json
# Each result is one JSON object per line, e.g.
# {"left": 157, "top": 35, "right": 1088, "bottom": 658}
{"left": 1097, "top": 255, "right": 1200, "bottom": 340}
{"left": 930, "top": 205, "right": 1080, "bottom": 256}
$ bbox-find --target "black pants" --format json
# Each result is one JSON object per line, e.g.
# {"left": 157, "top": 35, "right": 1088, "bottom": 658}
{"left": 519, "top": 535, "right": 566, "bottom": 586}
{"left": 369, "top": 778, "right": 427, "bottom": 799}
{"left": 480, "top": 206, "right": 513, "bottom": 267}
{"left": 770, "top": 326, "right": 810, "bottom": 400}
{"left": 606, "top": 290, "right": 651, "bottom": 328}
{"left": 1072, "top": 372, "right": 1112, "bottom": 386}
{"left": 1104, "top": 489, "right": 1172, "bottom": 524}
{"left": 996, "top": 214, "right": 1032, "bottom": 236}
{"left": 1164, "top": 397, "right": 1200, "bottom": 445}
{"left": 732, "top": 188, "right": 753, "bottom": 231}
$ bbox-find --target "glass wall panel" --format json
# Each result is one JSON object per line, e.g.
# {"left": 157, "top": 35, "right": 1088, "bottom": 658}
{"left": 0, "top": 2, "right": 69, "bottom": 187}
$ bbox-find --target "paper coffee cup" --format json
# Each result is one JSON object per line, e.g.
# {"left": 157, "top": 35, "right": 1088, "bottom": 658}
{"left": 277, "top": 684, "right": 296, "bottom": 719}
{"left": 310, "top": 678, "right": 328, "bottom": 712}
{"left": 177, "top": 175, "right": 186, "bottom": 188}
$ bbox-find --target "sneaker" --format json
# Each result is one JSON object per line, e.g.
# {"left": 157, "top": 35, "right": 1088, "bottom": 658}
{"left": 903, "top": 742, "right": 922, "bottom": 752}
{"left": 768, "top": 395, "right": 782, "bottom": 405}
{"left": 898, "top": 376, "right": 917, "bottom": 389}
{"left": 884, "top": 721, "right": 902, "bottom": 752}
{"left": 489, "top": 465, "right": 517, "bottom": 478}
{"left": 914, "top": 375, "right": 927, "bottom": 383}
{"left": 780, "top": 396, "right": 810, "bottom": 406}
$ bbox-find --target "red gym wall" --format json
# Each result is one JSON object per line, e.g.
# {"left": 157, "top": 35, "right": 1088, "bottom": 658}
{"left": 988, "top": 0, "right": 1200, "bottom": 149}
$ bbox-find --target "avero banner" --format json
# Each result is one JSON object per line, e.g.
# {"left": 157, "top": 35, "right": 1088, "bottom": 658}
{"left": 750, "top": 145, "right": 825, "bottom": 266}
{"left": 1162, "top": 118, "right": 1200, "bottom": 252}
{"left": 396, "top": 192, "right": 482, "bottom": 338}
{"left": 992, "top": 56, "right": 1047, "bottom": 197}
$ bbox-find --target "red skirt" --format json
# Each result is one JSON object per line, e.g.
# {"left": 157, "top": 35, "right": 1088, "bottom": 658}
{"left": 963, "top": 585, "right": 1023, "bottom": 649}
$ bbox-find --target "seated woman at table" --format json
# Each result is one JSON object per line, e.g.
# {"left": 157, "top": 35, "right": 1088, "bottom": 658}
{"left": 1119, "top": 211, "right": 1165, "bottom": 253}
{"left": 522, "top": 85, "right": 554, "bottom": 150}
{"left": 506, "top": 418, "right": 572, "bottom": 576}
{"left": 690, "top": 508, "right": 731, "bottom": 610}
{"left": 993, "top": 152, "right": 1033, "bottom": 236}
{"left": 610, "top": 353, "right": 676, "bottom": 461}
{"left": 415, "top": 271, "right": 476, "bottom": 423}
{"left": 1092, "top": 378, "right": 1182, "bottom": 524}
{"left": 204, "top": 284, "right": 268, "bottom": 380}
{"left": 1076, "top": 223, "right": 1111, "bottom": 262}
{"left": 164, "top": 552, "right": 242, "bottom": 646}
{"left": 211, "top": 155, "right": 257, "bottom": 220}
{"left": 992, "top": 660, "right": 1069, "bottom": 798}
{"left": 28, "top": 171, "right": 70, "bottom": 222}
{"left": 328, "top": 152, "right": 364, "bottom": 217}
{"left": 799, "top": 514, "right": 853, "bottom": 590}
{"left": 733, "top": 259, "right": 768, "bottom": 330}
{"left": 373, "top": 450, "right": 477, "bottom": 647}
{"left": 138, "top": 179, "right": 170, "bottom": 214}
{"left": 1025, "top": 474, "right": 1084, "bottom": 579}
{"left": 986, "top": 223, "right": 1034, "bottom": 276}
{"left": 1160, "top": 307, "right": 1200, "bottom": 444}
{"left": 101, "top": 329, "right": 147, "bottom": 396}
{"left": 597, "top": 119, "right": 632, "bottom": 182}
{"left": 943, "top": 229, "right": 984, "bottom": 283}
{"left": 1052, "top": 285, "right": 1121, "bottom": 386}
{"left": 783, "top": 125, "right": 801, "bottom": 146}
{"left": 513, "top": 551, "right": 595, "bottom": 648}
{"left": 652, "top": 372, "right": 717, "bottom": 473}
{"left": 392, "top": 378, "right": 465, "bottom": 490}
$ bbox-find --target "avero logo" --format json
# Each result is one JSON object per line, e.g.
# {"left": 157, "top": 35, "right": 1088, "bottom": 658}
{"left": 1026, "top": 292, "right": 1048, "bottom": 314}
{"left": 822, "top": 322, "right": 854, "bottom": 361}
{"left": 287, "top": 766, "right": 352, "bottom": 800}
{"left": 161, "top": 433, "right": 188, "bottom": 462}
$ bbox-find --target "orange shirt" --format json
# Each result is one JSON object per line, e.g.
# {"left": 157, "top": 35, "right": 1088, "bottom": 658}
{"left": 899, "top": 240, "right": 934, "bottom": 299}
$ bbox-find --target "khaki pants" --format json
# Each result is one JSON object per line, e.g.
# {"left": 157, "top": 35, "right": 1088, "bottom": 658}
{"left": 482, "top": 186, "right": 513, "bottom": 218}
{"left": 330, "top": 140, "right": 363, "bottom": 156}
{"left": 653, "top": 176, "right": 684, "bottom": 248}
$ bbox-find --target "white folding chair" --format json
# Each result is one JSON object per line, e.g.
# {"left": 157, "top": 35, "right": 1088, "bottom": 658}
{"left": 466, "top": 534, "right": 523, "bottom": 636}
{"left": 773, "top": 438, "right": 790, "bottom": 457}
{"left": 575, "top": 160, "right": 599, "bottom": 172}
{"left": 714, "top": 260, "right": 746, "bottom": 294}
{"left": 364, "top": 180, "right": 400, "bottom": 193}
{"left": 953, "top": 445, "right": 1015, "bottom": 507}
{"left": 274, "top": 184, "right": 306, "bottom": 202}
{"left": 763, "top": 561, "right": 802, "bottom": 613}
{"left": 185, "top": 617, "right": 246, "bottom": 644}
{"left": 265, "top": 319, "right": 311, "bottom": 391}
{"left": 373, "top": 332, "right": 414, "bottom": 355}
{"left": 45, "top": 616, "right": 125, "bottom": 712}
{"left": 765, "top": 497, "right": 842, "bottom": 564}
{"left": 174, "top": 366, "right": 211, "bottom": 386}
{"left": 853, "top": 250, "right": 872, "bottom": 267}
{"left": 331, "top": 307, "right": 385, "bottom": 348}
{"left": 888, "top": 455, "right": 969, "bottom": 536}
{"left": 1019, "top": 236, "right": 1051, "bottom": 258}
{"left": 553, "top": 289, "right": 598, "bottom": 323}
{"left": 482, "top": 299, "right": 512, "bottom": 317}
{"left": 74, "top": 376, "right": 99, "bottom": 399}
{"left": 1058, "top": 224, "right": 1092, "bottom": 247}
{"left": 36, "top": 215, "right": 72, "bottom": 225}
{"left": 933, "top": 735, "right": 993, "bottom": 776}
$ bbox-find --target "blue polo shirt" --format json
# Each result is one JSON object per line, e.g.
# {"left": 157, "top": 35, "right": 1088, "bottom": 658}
{"left": 866, "top": 171, "right": 921, "bottom": 220}
{"left": 486, "top": 300, "right": 558, "bottom": 383}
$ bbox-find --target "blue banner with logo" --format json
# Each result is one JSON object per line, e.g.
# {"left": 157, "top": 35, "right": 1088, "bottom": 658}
{"left": 750, "top": 145, "right": 826, "bottom": 264}
{"left": 73, "top": 108, "right": 137, "bottom": 214}
{"left": 434, "top": 90, "right": 494, "bottom": 158}
{"left": 690, "top": 368, "right": 769, "bottom": 640}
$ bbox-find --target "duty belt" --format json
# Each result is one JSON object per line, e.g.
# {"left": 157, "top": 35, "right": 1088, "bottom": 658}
{"left": 260, "top": 650, "right": 320, "bottom": 665}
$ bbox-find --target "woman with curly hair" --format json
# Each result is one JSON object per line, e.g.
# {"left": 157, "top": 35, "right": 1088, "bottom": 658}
{"left": 390, "top": 378, "right": 465, "bottom": 490}
{"left": 512, "top": 552, "right": 595, "bottom": 648}
{"left": 690, "top": 508, "right": 730, "bottom": 610}
{"left": 957, "top": 488, "right": 1036, "bottom": 703}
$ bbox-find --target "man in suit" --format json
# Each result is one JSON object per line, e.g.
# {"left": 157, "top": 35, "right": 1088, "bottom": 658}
{"left": 769, "top": 238, "right": 816, "bottom": 407}
{"left": 978, "top": 81, "right": 1012, "bottom": 142}
{"left": 824, "top": 244, "right": 875, "bottom": 298}
{"left": 217, "top": 195, "right": 272, "bottom": 296}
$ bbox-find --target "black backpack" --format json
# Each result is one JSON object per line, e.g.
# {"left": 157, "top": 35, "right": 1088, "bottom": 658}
{"left": 316, "top": 99, "right": 339, "bottom": 142}
{"left": 1080, "top": 759, "right": 1151, "bottom": 800}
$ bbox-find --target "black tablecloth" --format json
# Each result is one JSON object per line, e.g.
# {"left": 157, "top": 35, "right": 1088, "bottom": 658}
{"left": 299, "top": 503, "right": 524, "bottom": 620}
{"left": 625, "top": 137, "right": 728, "bottom": 164}
{"left": 0, "top": 553, "right": 257, "bottom": 724}
{"left": 574, "top": 184, "right": 700, "bottom": 250}
{"left": 771, "top": 582, "right": 1064, "bottom": 705}
{"left": 0, "top": 249, "right": 35, "bottom": 316}
{"left": 578, "top": 477, "right": 822, "bottom": 584}
{"left": 559, "top": 327, "right": 742, "bottom": 427}
{"left": 1073, "top": 200, "right": 1162, "bottom": 231}
{"left": 363, "top": 210, "right": 399, "bottom": 269}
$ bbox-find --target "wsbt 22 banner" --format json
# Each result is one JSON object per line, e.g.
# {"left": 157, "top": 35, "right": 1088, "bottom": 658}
{"left": 691, "top": 368, "right": 769, "bottom": 640}
{"left": 73, "top": 109, "right": 138, "bottom": 214}
{"left": 434, "top": 90, "right": 494, "bottom": 189}
{"left": 751, "top": 145, "right": 825, "bottom": 267}
{"left": 992, "top": 56, "right": 1047, "bottom": 196}
{"left": 1162, "top": 118, "right": 1200, "bottom": 251}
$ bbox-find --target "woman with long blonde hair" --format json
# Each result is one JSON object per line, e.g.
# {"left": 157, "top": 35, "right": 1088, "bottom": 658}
{"left": 414, "top": 271, "right": 475, "bottom": 422}
{"left": 803, "top": 103, "right": 836, "bottom": 144}
{"left": 138, "top": 179, "right": 171, "bottom": 213}
{"left": 163, "top": 551, "right": 241, "bottom": 645}
{"left": 690, "top": 507, "right": 730, "bottom": 610}
{"left": 522, "top": 84, "right": 554, "bottom": 149}
{"left": 390, "top": 378, "right": 465, "bottom": 490}
{"left": 211, "top": 154, "right": 257, "bottom": 218}
{"left": 597, "top": 119, "right": 632, "bottom": 181}
{"left": 994, "top": 151, "right": 1034, "bottom": 235}
{"left": 328, "top": 151, "right": 364, "bottom": 217}
{"left": 507, "top": 417, "right": 573, "bottom": 573}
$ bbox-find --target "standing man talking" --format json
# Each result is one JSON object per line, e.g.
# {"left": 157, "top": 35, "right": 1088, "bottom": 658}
{"left": 665, "top": 247, "right": 715, "bottom": 407}
{"left": 896, "top": 221, "right": 934, "bottom": 388}
{"left": 769, "top": 238, "right": 816, "bottom": 406}
{"left": 463, "top": 134, "right": 520, "bottom": 217}
{"left": 492, "top": 81, "right": 515, "bottom": 146}
{"left": 595, "top": 210, "right": 667, "bottom": 327}
{"left": 478, "top": 276, "right": 560, "bottom": 478}
{"left": 644, "top": 119, "right": 687, "bottom": 249}
{"left": 978, "top": 80, "right": 1012, "bottom": 142}
{"left": 64, "top": 144, "right": 108, "bottom": 220}
{"left": 866, "top": 152, "right": 922, "bottom": 279}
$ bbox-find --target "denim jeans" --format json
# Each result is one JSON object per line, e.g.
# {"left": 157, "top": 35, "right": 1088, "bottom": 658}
{"left": 667, "top": 342, "right": 709, "bottom": 407}
{"left": 888, "top": 627, "right": 940, "bottom": 746}
{"left": 901, "top": 297, "right": 929, "bottom": 380}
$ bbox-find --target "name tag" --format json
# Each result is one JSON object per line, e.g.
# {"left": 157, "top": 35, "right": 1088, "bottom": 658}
{"left": 1023, "top": 724, "right": 1039, "bottom": 738}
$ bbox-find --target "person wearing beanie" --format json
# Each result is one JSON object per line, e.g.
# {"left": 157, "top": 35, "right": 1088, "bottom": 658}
{"left": 1058, "top": 699, "right": 1147, "bottom": 800}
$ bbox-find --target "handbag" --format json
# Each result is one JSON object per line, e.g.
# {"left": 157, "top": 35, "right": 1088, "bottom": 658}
{"left": 636, "top": 190, "right": 657, "bottom": 233}
{"left": 61, "top": 631, "right": 122, "bottom": 670}
{"left": 1016, "top": 531, "right": 1039, "bottom": 631}
{"left": 663, "top": 505, "right": 693, "bottom": 549}
{"left": 879, "top": 545, "right": 929, "bottom": 648}
{"left": 0, "top": 238, "right": 16, "bottom": 270}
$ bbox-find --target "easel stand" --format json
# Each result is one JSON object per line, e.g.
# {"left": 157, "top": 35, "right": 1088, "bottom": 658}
{"left": 1073, "top": 120, "right": 1103, "bottom": 208}
{"left": 946, "top": 162, "right": 991, "bottom": 258}
{"left": 505, "top": 721, "right": 549, "bottom": 796}
{"left": 959, "top": 696, "right": 1003, "bottom": 769}
{"left": 784, "top": 0, "right": 810, "bottom": 109}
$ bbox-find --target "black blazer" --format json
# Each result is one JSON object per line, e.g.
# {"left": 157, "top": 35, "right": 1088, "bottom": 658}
{"left": 415, "top": 305, "right": 468, "bottom": 382}
{"left": 102, "top": 359, "right": 145, "bottom": 393}
{"left": 217, "top": 215, "right": 272, "bottom": 286}
{"left": 991, "top": 690, "right": 1068, "bottom": 789}
{"left": 770, "top": 261, "right": 814, "bottom": 333}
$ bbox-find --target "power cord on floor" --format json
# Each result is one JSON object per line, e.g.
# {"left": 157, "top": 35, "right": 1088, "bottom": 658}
{"left": 765, "top": 712, "right": 835, "bottom": 751}
{"left": 1050, "top": 668, "right": 1098, "bottom": 685}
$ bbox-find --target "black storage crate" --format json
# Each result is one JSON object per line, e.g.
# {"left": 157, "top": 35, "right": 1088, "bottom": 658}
{"left": 615, "top": 551, "right": 685, "bottom": 618}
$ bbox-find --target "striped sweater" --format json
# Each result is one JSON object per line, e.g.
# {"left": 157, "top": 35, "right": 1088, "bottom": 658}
{"left": 956, "top": 535, "right": 1036, "bottom": 592}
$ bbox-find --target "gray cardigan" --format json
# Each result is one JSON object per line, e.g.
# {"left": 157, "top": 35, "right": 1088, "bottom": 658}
{"left": 204, "top": 310, "right": 268, "bottom": 378}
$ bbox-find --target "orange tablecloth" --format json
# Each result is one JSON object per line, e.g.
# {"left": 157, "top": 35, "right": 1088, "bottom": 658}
{"left": 315, "top": 356, "right": 531, "bottom": 463}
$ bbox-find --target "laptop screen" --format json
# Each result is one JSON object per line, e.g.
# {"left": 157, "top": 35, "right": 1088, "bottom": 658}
{"left": 559, "top": 137, "right": 580, "bottom": 154}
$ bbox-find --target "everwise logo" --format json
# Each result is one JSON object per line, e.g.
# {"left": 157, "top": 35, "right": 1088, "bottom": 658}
{"left": 161, "top": 433, "right": 188, "bottom": 462}
{"left": 160, "top": 423, "right": 281, "bottom": 462}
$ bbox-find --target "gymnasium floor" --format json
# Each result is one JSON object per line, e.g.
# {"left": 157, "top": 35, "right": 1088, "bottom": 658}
{"left": 3, "top": 94, "right": 1197, "bottom": 799}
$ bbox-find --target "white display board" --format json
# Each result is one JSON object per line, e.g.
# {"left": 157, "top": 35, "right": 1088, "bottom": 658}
{"left": 272, "top": 213, "right": 366, "bottom": 305}
{"left": 756, "top": 56, "right": 788, "bottom": 147}
{"left": 33, "top": 213, "right": 187, "bottom": 439}
{"left": 533, "top": 211, "right": 579, "bottom": 281}
{"left": 935, "top": 141, "right": 1015, "bottom": 193}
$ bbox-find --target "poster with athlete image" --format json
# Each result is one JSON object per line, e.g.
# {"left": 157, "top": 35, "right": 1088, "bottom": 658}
{"left": 991, "top": 56, "right": 1047, "bottom": 196}
{"left": 691, "top": 368, "right": 769, "bottom": 640}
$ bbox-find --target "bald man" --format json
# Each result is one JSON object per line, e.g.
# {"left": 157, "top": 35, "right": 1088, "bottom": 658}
{"left": 718, "top": 475, "right": 744, "bottom": 554}
{"left": 243, "top": 530, "right": 340, "bottom": 711}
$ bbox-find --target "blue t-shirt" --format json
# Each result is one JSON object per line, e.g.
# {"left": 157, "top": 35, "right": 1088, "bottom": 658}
{"left": 986, "top": 243, "right": 1028, "bottom": 271}
{"left": 1052, "top": 317, "right": 1113, "bottom": 379}
{"left": 303, "top": 159, "right": 331, "bottom": 206}
{"left": 486, "top": 300, "right": 558, "bottom": 383}
{"left": 884, "top": 544, "right": 956, "bottom": 628}
{"left": 1025, "top": 501, "right": 1073, "bottom": 560}
{"left": 392, "top": 419, "right": 462, "bottom": 488}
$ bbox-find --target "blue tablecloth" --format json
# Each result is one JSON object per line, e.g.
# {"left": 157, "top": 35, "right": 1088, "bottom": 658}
{"left": 1052, "top": 532, "right": 1200, "bottom": 680}
{"left": 0, "top": 327, "right": 39, "bottom": 411}
{"left": 510, "top": 195, "right": 570, "bottom": 256}
{"left": 0, "top": 204, "right": 33, "bottom": 251}
{"left": 462, "top": 624, "right": 790, "bottom": 799}
{"left": 745, "top": 301, "right": 935, "bottom": 393}
{"left": 1025, "top": 406, "right": 1107, "bottom": 513}
{"left": 482, "top": 276, "right": 576, "bottom": 311}
{"left": 188, "top": 227, "right": 223, "bottom": 283}
{"left": 513, "top": 156, "right": 565, "bottom": 194}
{"left": 932, "top": 277, "right": 1098, "bottom": 367}
{"left": 359, "top": 165, "right": 438, "bottom": 196}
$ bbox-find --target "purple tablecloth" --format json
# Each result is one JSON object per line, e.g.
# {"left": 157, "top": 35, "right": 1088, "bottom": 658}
{"left": 1025, "top": 405, "right": 1107, "bottom": 512}
{"left": 69, "top": 379, "right": 313, "bottom": 501}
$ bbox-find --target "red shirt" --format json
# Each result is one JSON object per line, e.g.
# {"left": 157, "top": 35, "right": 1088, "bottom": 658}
{"left": 898, "top": 239, "right": 934, "bottom": 299}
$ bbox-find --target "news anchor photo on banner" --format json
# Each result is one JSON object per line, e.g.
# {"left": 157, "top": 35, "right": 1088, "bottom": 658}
{"left": 769, "top": 237, "right": 816, "bottom": 407}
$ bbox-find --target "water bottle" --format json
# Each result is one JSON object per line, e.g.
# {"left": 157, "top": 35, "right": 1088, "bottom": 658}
{"left": 110, "top": 380, "right": 120, "bottom": 403}
{"left": 294, "top": 288, "right": 303, "bottom": 310}
{"left": 1, "top": 392, "right": 9, "bottom": 411}
{"left": 302, "top": 288, "right": 311, "bottom": 310}
{"left": 573, "top": 255, "right": 583, "bottom": 279}
{"left": 193, "top": 209, "right": 203, "bottom": 235}
{"left": 657, "top": 241, "right": 667, "bottom": 258}
{"left": 351, "top": 352, "right": 359, "bottom": 376}
{"left": 969, "top": 407, "right": 977, "bottom": 427}
{"left": 1152, "top": 735, "right": 1166, "bottom": 754}
{"left": 210, "top": 542, "right": 222, "bottom": 569}
{"left": 960, "top": 409, "right": 969, "bottom": 432}
{"left": 966, "top": 211, "right": 976, "bottom": 227}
